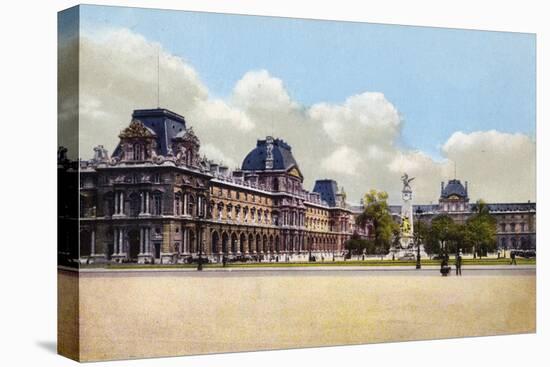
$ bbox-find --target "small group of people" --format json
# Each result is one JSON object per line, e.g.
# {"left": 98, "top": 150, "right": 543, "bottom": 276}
{"left": 440, "top": 251, "right": 462, "bottom": 276}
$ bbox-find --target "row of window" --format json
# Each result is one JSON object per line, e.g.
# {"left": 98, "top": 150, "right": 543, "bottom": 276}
{"left": 210, "top": 186, "right": 271, "bottom": 205}
{"left": 499, "top": 222, "right": 531, "bottom": 233}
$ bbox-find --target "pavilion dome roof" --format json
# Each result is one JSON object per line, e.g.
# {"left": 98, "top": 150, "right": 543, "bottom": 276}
{"left": 441, "top": 179, "right": 468, "bottom": 199}
{"left": 241, "top": 137, "right": 298, "bottom": 171}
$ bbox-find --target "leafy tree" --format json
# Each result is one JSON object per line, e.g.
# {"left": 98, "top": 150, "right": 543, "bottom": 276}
{"left": 429, "top": 215, "right": 455, "bottom": 257}
{"left": 356, "top": 190, "right": 397, "bottom": 257}
{"left": 466, "top": 200, "right": 496, "bottom": 258}
{"left": 344, "top": 233, "right": 374, "bottom": 259}
{"left": 413, "top": 220, "right": 429, "bottom": 253}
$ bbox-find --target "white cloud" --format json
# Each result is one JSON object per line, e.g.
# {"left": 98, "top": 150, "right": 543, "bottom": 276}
{"left": 68, "top": 27, "right": 535, "bottom": 204}
{"left": 441, "top": 130, "right": 536, "bottom": 202}
{"left": 321, "top": 146, "right": 363, "bottom": 176}
{"left": 200, "top": 143, "right": 237, "bottom": 169}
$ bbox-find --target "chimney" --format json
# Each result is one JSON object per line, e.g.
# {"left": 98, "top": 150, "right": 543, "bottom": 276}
{"left": 441, "top": 181, "right": 444, "bottom": 194}
{"left": 465, "top": 181, "right": 468, "bottom": 196}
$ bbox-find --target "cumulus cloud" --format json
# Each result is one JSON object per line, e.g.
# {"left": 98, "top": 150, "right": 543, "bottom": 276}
{"left": 321, "top": 146, "right": 363, "bottom": 176}
{"left": 66, "top": 27, "right": 535, "bottom": 204}
{"left": 441, "top": 131, "right": 536, "bottom": 202}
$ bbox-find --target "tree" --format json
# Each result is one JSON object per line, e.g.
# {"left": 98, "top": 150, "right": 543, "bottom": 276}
{"left": 429, "top": 215, "right": 455, "bottom": 257}
{"left": 344, "top": 233, "right": 372, "bottom": 259}
{"left": 414, "top": 220, "right": 429, "bottom": 251}
{"left": 466, "top": 200, "right": 496, "bottom": 258}
{"left": 356, "top": 190, "right": 397, "bottom": 257}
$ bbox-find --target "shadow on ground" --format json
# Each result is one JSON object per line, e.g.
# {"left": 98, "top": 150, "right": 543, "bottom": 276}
{"left": 36, "top": 340, "right": 57, "bottom": 354}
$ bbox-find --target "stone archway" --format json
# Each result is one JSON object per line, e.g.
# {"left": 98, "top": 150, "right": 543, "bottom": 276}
{"left": 127, "top": 229, "right": 140, "bottom": 261}
{"left": 248, "top": 233, "right": 255, "bottom": 253}
{"left": 211, "top": 231, "right": 220, "bottom": 254}
{"left": 275, "top": 235, "right": 280, "bottom": 253}
{"left": 231, "top": 232, "right": 238, "bottom": 254}
{"left": 256, "top": 234, "right": 262, "bottom": 253}
{"left": 222, "top": 232, "right": 229, "bottom": 254}
{"left": 240, "top": 233, "right": 246, "bottom": 254}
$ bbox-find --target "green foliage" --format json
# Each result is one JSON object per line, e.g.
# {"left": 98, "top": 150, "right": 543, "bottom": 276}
{"left": 344, "top": 233, "right": 377, "bottom": 257}
{"left": 465, "top": 200, "right": 497, "bottom": 257}
{"left": 356, "top": 190, "right": 397, "bottom": 255}
{"left": 417, "top": 199, "right": 497, "bottom": 258}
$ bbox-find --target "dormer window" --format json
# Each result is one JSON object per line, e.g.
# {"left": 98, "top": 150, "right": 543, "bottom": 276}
{"left": 133, "top": 143, "right": 143, "bottom": 160}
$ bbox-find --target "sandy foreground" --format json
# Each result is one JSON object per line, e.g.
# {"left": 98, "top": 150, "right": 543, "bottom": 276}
{"left": 59, "top": 269, "right": 536, "bottom": 362}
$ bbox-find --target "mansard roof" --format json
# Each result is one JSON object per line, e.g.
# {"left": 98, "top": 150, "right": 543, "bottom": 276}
{"left": 313, "top": 179, "right": 339, "bottom": 207}
{"left": 241, "top": 137, "right": 299, "bottom": 172}
{"left": 484, "top": 202, "right": 536, "bottom": 212}
{"left": 441, "top": 179, "right": 468, "bottom": 199}
{"left": 132, "top": 108, "right": 186, "bottom": 154}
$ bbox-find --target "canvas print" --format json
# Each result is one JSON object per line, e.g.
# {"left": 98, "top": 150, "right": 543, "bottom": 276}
{"left": 57, "top": 4, "right": 536, "bottom": 362}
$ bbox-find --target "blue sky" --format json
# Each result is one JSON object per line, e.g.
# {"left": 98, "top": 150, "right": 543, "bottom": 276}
{"left": 80, "top": 4, "right": 535, "bottom": 160}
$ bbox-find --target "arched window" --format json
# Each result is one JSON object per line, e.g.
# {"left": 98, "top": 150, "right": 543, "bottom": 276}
{"left": 153, "top": 192, "right": 162, "bottom": 215}
{"left": 187, "top": 195, "right": 195, "bottom": 217}
{"left": 129, "top": 192, "right": 140, "bottom": 217}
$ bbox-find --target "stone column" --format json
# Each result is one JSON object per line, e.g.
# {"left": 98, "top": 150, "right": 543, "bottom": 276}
{"left": 113, "top": 228, "right": 118, "bottom": 254}
{"left": 139, "top": 228, "right": 144, "bottom": 254}
{"left": 118, "top": 228, "right": 124, "bottom": 254}
{"left": 183, "top": 193, "right": 188, "bottom": 215}
{"left": 120, "top": 192, "right": 124, "bottom": 215}
{"left": 91, "top": 229, "right": 96, "bottom": 255}
{"left": 182, "top": 228, "right": 187, "bottom": 254}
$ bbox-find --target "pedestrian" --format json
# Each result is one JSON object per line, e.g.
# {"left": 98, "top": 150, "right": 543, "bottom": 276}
{"left": 455, "top": 251, "right": 462, "bottom": 276}
{"left": 511, "top": 251, "right": 517, "bottom": 265}
{"left": 222, "top": 255, "right": 227, "bottom": 267}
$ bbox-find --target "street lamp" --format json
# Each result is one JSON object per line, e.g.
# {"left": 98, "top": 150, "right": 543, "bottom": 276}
{"left": 414, "top": 208, "right": 423, "bottom": 269}
{"left": 416, "top": 239, "right": 421, "bottom": 269}
{"left": 197, "top": 195, "right": 205, "bottom": 271}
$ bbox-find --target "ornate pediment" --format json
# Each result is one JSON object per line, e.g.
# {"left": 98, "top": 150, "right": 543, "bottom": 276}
{"left": 288, "top": 166, "right": 303, "bottom": 179}
{"left": 119, "top": 119, "right": 156, "bottom": 139}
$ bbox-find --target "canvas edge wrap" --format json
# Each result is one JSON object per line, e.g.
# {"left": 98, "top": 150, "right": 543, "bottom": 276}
{"left": 57, "top": 5, "right": 81, "bottom": 362}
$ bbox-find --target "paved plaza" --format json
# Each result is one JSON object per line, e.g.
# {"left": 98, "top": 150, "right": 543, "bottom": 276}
{"left": 60, "top": 267, "right": 536, "bottom": 361}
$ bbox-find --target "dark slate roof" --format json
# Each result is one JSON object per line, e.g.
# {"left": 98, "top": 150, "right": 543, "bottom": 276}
{"left": 413, "top": 204, "right": 440, "bottom": 214}
{"left": 482, "top": 203, "right": 536, "bottom": 212}
{"left": 113, "top": 108, "right": 187, "bottom": 156}
{"left": 441, "top": 179, "right": 468, "bottom": 199}
{"left": 387, "top": 203, "right": 535, "bottom": 215}
{"left": 313, "top": 180, "right": 338, "bottom": 207}
{"left": 241, "top": 137, "right": 298, "bottom": 171}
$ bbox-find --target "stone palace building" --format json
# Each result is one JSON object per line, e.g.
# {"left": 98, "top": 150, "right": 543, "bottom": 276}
{"left": 79, "top": 108, "right": 358, "bottom": 264}
{"left": 75, "top": 108, "right": 535, "bottom": 264}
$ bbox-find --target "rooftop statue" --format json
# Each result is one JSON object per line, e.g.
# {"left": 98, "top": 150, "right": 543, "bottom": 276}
{"left": 401, "top": 173, "right": 415, "bottom": 192}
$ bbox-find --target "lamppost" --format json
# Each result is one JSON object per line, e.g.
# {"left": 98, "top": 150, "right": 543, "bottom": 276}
{"left": 197, "top": 196, "right": 205, "bottom": 271}
{"left": 414, "top": 208, "right": 423, "bottom": 269}
{"left": 416, "top": 239, "right": 421, "bottom": 269}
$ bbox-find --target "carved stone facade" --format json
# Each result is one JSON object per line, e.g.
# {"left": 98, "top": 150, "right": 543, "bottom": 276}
{"left": 408, "top": 179, "right": 536, "bottom": 251}
{"left": 79, "top": 108, "right": 356, "bottom": 264}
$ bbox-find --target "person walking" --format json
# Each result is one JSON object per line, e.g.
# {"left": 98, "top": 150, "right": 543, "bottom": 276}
{"left": 455, "top": 251, "right": 462, "bottom": 276}
{"left": 511, "top": 251, "right": 517, "bottom": 265}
